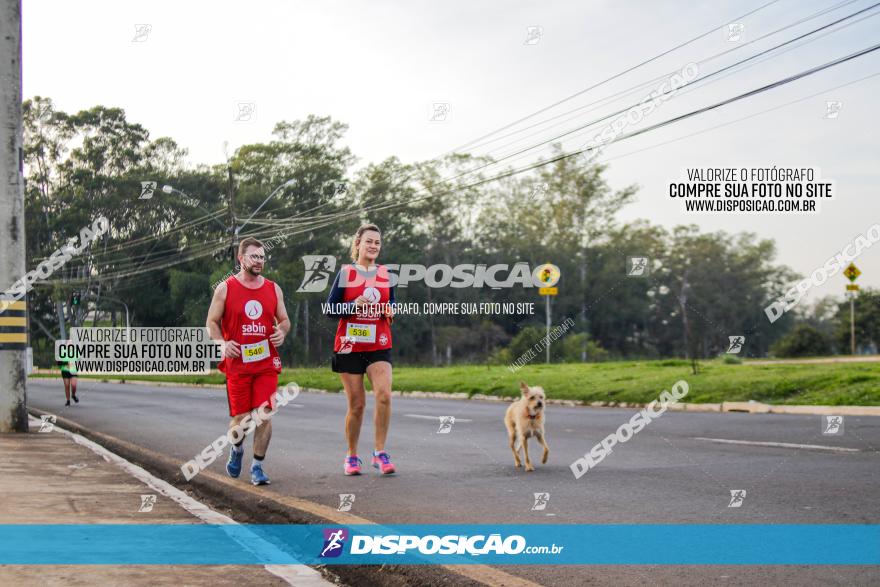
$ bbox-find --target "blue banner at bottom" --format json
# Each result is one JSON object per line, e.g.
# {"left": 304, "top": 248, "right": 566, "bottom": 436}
{"left": 1, "top": 524, "right": 877, "bottom": 565}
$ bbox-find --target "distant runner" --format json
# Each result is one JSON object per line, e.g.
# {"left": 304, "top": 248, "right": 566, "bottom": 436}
{"left": 59, "top": 354, "right": 78, "bottom": 406}
{"left": 206, "top": 237, "right": 290, "bottom": 485}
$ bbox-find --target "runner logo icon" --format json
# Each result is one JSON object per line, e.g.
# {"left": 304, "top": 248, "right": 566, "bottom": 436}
{"left": 822, "top": 415, "right": 844, "bottom": 435}
{"left": 138, "top": 494, "right": 157, "bottom": 512}
{"left": 338, "top": 336, "right": 355, "bottom": 354}
{"left": 726, "top": 336, "right": 745, "bottom": 354}
{"left": 337, "top": 494, "right": 355, "bottom": 512}
{"left": 437, "top": 416, "right": 455, "bottom": 434}
{"left": 531, "top": 492, "right": 550, "bottom": 511}
{"left": 298, "top": 255, "right": 337, "bottom": 293}
{"left": 38, "top": 414, "right": 57, "bottom": 433}
{"left": 320, "top": 528, "right": 348, "bottom": 558}
{"left": 728, "top": 489, "right": 747, "bottom": 508}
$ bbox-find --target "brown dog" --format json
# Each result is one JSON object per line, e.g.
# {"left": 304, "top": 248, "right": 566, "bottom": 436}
{"left": 504, "top": 382, "right": 549, "bottom": 471}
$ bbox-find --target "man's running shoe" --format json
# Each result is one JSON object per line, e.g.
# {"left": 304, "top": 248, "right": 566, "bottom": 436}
{"left": 372, "top": 451, "right": 396, "bottom": 475}
{"left": 226, "top": 447, "right": 243, "bottom": 478}
{"left": 344, "top": 455, "right": 362, "bottom": 476}
{"left": 251, "top": 462, "right": 270, "bottom": 486}
{"left": 72, "top": 394, "right": 79, "bottom": 404}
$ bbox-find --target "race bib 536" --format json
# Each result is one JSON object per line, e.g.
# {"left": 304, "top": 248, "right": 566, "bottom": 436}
{"left": 346, "top": 323, "right": 376, "bottom": 343}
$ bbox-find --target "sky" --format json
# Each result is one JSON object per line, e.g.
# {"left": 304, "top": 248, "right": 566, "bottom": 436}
{"left": 21, "top": 0, "right": 880, "bottom": 307}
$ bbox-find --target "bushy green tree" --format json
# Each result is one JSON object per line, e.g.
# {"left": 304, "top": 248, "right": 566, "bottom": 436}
{"left": 770, "top": 324, "right": 832, "bottom": 357}
{"left": 834, "top": 289, "right": 880, "bottom": 354}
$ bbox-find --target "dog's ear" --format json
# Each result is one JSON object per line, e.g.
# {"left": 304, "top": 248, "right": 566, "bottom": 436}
{"left": 519, "top": 381, "right": 530, "bottom": 395}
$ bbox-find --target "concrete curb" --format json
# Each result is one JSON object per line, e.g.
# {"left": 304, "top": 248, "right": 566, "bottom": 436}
{"left": 31, "top": 372, "right": 880, "bottom": 416}
{"left": 729, "top": 402, "right": 880, "bottom": 416}
{"left": 746, "top": 355, "right": 880, "bottom": 365}
{"left": 387, "top": 393, "right": 880, "bottom": 417}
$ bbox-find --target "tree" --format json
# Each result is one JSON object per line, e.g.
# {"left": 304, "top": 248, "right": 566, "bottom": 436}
{"left": 22, "top": 97, "right": 815, "bottom": 368}
{"left": 647, "top": 226, "right": 795, "bottom": 361}
{"left": 770, "top": 324, "right": 832, "bottom": 357}
{"left": 834, "top": 289, "right": 880, "bottom": 353}
{"left": 231, "top": 115, "right": 356, "bottom": 365}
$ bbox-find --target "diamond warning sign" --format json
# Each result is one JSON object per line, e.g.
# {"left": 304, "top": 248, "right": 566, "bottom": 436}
{"left": 843, "top": 263, "right": 861, "bottom": 282}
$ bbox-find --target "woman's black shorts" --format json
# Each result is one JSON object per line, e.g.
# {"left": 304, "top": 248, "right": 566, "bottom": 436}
{"left": 331, "top": 349, "right": 392, "bottom": 374}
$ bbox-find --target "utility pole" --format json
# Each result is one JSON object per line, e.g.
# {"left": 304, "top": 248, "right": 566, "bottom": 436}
{"left": 537, "top": 263, "right": 559, "bottom": 364}
{"left": 843, "top": 264, "right": 861, "bottom": 355}
{"left": 545, "top": 294, "right": 551, "bottom": 364}
{"left": 0, "top": 0, "right": 28, "bottom": 432}
{"left": 227, "top": 164, "right": 236, "bottom": 270}
{"left": 850, "top": 294, "right": 856, "bottom": 355}
{"left": 679, "top": 269, "right": 697, "bottom": 375}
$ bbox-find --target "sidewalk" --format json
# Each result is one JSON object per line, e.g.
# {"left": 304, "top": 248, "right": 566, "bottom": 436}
{"left": 0, "top": 421, "right": 331, "bottom": 587}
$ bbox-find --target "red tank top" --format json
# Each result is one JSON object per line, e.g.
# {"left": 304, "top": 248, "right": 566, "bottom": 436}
{"left": 219, "top": 275, "right": 281, "bottom": 374}
{"left": 333, "top": 264, "right": 393, "bottom": 353}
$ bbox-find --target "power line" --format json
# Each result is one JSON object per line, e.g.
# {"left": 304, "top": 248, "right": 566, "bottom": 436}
{"left": 232, "top": 1, "right": 796, "bottom": 229}
{"left": 327, "top": 40, "right": 880, "bottom": 224}
{"left": 483, "top": 8, "right": 880, "bottom": 172}
{"left": 598, "top": 70, "right": 880, "bottom": 166}
{"left": 431, "top": 2, "right": 880, "bottom": 189}
{"left": 248, "top": 0, "right": 874, "bottom": 235}
{"left": 227, "top": 1, "right": 851, "bottom": 234}
{"left": 446, "top": 0, "right": 783, "bottom": 154}
{"left": 45, "top": 12, "right": 880, "bottom": 288}
{"left": 464, "top": 0, "right": 866, "bottom": 156}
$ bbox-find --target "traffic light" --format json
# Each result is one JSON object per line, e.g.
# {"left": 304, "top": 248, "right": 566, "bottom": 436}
{"left": 71, "top": 291, "right": 80, "bottom": 307}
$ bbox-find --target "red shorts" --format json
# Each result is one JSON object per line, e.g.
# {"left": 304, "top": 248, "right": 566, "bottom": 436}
{"left": 225, "top": 370, "right": 279, "bottom": 417}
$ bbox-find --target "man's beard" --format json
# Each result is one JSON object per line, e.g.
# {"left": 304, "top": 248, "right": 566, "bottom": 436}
{"left": 245, "top": 264, "right": 261, "bottom": 276}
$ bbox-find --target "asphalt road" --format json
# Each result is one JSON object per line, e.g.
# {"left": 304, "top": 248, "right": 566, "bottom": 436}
{"left": 27, "top": 378, "right": 880, "bottom": 586}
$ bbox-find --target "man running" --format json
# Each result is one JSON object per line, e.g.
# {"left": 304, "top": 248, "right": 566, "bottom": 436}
{"left": 206, "top": 237, "right": 290, "bottom": 485}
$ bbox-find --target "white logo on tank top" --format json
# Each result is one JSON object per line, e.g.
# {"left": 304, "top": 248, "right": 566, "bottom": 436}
{"left": 244, "top": 300, "right": 263, "bottom": 319}
{"left": 363, "top": 287, "right": 380, "bottom": 303}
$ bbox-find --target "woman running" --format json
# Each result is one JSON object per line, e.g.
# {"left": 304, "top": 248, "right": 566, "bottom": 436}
{"left": 59, "top": 354, "right": 78, "bottom": 406}
{"left": 324, "top": 223, "right": 396, "bottom": 475}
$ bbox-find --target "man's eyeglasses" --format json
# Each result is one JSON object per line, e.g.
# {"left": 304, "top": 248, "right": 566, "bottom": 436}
{"left": 246, "top": 254, "right": 266, "bottom": 262}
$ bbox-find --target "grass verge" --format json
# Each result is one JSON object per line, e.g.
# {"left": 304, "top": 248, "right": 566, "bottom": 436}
{"left": 30, "top": 357, "right": 880, "bottom": 406}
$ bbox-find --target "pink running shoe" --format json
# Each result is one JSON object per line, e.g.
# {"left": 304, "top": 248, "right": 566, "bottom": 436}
{"left": 344, "top": 455, "right": 362, "bottom": 476}
{"left": 371, "top": 451, "right": 396, "bottom": 475}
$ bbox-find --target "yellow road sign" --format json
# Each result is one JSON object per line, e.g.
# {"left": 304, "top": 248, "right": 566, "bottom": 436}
{"left": 846, "top": 284, "right": 860, "bottom": 291}
{"left": 539, "top": 287, "right": 558, "bottom": 296}
{"left": 533, "top": 263, "right": 561, "bottom": 287}
{"left": 844, "top": 263, "right": 861, "bottom": 282}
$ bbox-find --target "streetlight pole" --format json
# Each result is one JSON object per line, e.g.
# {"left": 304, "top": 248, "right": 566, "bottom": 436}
{"left": 161, "top": 185, "right": 228, "bottom": 231}
{"left": 545, "top": 294, "right": 551, "bottom": 364}
{"left": 850, "top": 293, "right": 856, "bottom": 355}
{"left": 227, "top": 165, "right": 236, "bottom": 271}
{"left": 85, "top": 293, "right": 131, "bottom": 341}
{"left": 91, "top": 294, "right": 130, "bottom": 329}
{"left": 236, "top": 179, "right": 297, "bottom": 234}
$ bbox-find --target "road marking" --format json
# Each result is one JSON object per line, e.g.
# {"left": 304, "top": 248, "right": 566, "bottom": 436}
{"left": 28, "top": 415, "right": 330, "bottom": 586}
{"left": 692, "top": 437, "right": 860, "bottom": 453}
{"left": 405, "top": 414, "right": 473, "bottom": 422}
